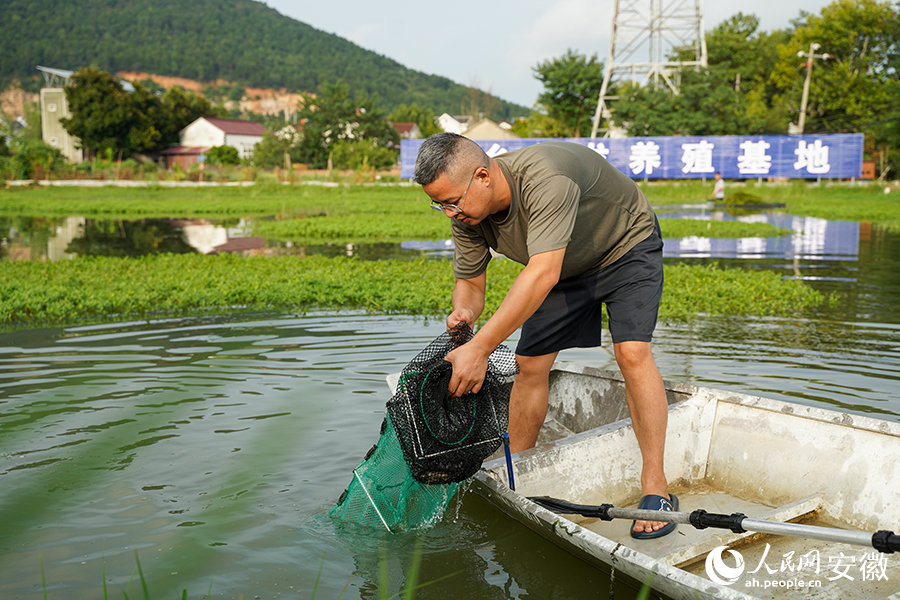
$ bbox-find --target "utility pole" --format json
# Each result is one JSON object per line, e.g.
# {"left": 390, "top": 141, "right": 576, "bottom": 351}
{"left": 794, "top": 42, "right": 830, "bottom": 135}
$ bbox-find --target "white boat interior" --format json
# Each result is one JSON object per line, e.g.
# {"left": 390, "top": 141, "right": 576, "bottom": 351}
{"left": 474, "top": 362, "right": 900, "bottom": 600}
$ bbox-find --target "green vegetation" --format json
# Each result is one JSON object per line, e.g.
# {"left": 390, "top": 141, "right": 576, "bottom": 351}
{"left": 659, "top": 219, "right": 788, "bottom": 239}
{"left": 294, "top": 81, "right": 399, "bottom": 169}
{"left": 532, "top": 49, "right": 605, "bottom": 137}
{"left": 0, "top": 0, "right": 526, "bottom": 120}
{"left": 0, "top": 254, "right": 826, "bottom": 329}
{"left": 719, "top": 191, "right": 765, "bottom": 205}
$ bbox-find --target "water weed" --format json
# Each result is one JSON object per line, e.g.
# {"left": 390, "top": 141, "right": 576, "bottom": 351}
{"left": 0, "top": 254, "right": 826, "bottom": 329}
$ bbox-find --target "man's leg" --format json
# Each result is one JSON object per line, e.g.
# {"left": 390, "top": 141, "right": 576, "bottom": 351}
{"left": 613, "top": 340, "right": 670, "bottom": 535}
{"left": 507, "top": 352, "right": 558, "bottom": 453}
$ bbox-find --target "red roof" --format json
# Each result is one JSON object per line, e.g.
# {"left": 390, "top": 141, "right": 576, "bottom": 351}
{"left": 392, "top": 122, "right": 418, "bottom": 135}
{"left": 204, "top": 118, "right": 267, "bottom": 136}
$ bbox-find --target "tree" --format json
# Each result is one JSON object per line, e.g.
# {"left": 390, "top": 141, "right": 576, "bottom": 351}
{"left": 533, "top": 50, "right": 605, "bottom": 137}
{"left": 509, "top": 108, "right": 570, "bottom": 138}
{"left": 332, "top": 139, "right": 397, "bottom": 170}
{"left": 206, "top": 145, "right": 240, "bottom": 166}
{"left": 770, "top": 0, "right": 900, "bottom": 135}
{"left": 703, "top": 13, "right": 789, "bottom": 94}
{"left": 61, "top": 68, "right": 149, "bottom": 157}
{"left": 613, "top": 64, "right": 767, "bottom": 136}
{"left": 294, "top": 80, "right": 399, "bottom": 169}
{"left": 387, "top": 104, "right": 441, "bottom": 137}
{"left": 251, "top": 124, "right": 303, "bottom": 169}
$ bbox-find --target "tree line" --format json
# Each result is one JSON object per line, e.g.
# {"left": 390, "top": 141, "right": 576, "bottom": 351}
{"left": 0, "top": 0, "right": 526, "bottom": 121}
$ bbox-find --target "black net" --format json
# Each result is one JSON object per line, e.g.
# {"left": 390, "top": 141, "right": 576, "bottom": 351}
{"left": 330, "top": 323, "right": 517, "bottom": 532}
{"left": 387, "top": 323, "right": 518, "bottom": 484}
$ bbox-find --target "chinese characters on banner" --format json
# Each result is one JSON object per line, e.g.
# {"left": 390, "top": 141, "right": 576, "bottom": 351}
{"left": 399, "top": 134, "right": 864, "bottom": 180}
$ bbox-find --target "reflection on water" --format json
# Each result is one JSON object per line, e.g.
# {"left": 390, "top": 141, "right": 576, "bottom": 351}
{"left": 1, "top": 216, "right": 433, "bottom": 261}
{"left": 656, "top": 208, "right": 861, "bottom": 262}
{"left": 1, "top": 312, "right": 898, "bottom": 599}
{"left": 65, "top": 219, "right": 197, "bottom": 257}
{"left": 0, "top": 207, "right": 875, "bottom": 269}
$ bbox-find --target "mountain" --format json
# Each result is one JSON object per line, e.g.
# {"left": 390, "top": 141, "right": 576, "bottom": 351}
{"left": 0, "top": 0, "right": 529, "bottom": 120}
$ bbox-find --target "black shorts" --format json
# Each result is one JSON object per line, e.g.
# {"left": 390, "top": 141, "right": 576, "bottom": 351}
{"left": 516, "top": 222, "right": 664, "bottom": 357}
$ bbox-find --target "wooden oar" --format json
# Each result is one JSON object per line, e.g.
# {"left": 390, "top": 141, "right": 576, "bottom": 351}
{"left": 529, "top": 496, "right": 900, "bottom": 554}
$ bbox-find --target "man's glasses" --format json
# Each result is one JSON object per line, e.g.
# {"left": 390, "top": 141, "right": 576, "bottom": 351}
{"left": 430, "top": 169, "right": 476, "bottom": 215}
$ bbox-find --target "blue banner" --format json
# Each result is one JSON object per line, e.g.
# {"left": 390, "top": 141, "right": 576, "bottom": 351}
{"left": 400, "top": 134, "right": 864, "bottom": 180}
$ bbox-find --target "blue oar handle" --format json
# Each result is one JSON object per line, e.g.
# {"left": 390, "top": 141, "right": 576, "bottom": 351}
{"left": 503, "top": 432, "right": 515, "bottom": 491}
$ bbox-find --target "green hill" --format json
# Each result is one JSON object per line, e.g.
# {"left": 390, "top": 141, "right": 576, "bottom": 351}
{"left": 0, "top": 0, "right": 529, "bottom": 120}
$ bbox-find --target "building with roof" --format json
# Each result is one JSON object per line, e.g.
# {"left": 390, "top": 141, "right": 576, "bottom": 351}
{"left": 437, "top": 114, "right": 475, "bottom": 135}
{"left": 179, "top": 117, "right": 266, "bottom": 159}
{"left": 391, "top": 122, "right": 422, "bottom": 139}
{"left": 461, "top": 118, "right": 520, "bottom": 140}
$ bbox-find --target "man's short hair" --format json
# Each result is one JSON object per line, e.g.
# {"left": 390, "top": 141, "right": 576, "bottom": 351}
{"left": 414, "top": 132, "right": 488, "bottom": 186}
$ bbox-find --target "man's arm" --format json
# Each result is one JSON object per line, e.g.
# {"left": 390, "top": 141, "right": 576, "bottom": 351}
{"left": 445, "top": 247, "right": 565, "bottom": 397}
{"left": 447, "top": 271, "right": 486, "bottom": 330}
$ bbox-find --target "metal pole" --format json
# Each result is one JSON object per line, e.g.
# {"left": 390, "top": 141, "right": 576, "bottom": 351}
{"left": 796, "top": 43, "right": 829, "bottom": 134}
{"left": 531, "top": 497, "right": 900, "bottom": 553}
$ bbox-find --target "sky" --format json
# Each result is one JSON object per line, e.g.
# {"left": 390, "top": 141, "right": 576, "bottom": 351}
{"left": 262, "top": 0, "right": 836, "bottom": 109}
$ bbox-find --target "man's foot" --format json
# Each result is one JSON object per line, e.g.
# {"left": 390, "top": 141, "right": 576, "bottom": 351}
{"left": 631, "top": 493, "right": 678, "bottom": 539}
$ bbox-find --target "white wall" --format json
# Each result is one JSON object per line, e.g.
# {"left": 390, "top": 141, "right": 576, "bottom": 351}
{"left": 181, "top": 119, "right": 227, "bottom": 148}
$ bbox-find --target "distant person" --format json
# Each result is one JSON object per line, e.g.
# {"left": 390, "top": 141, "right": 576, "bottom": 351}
{"left": 712, "top": 172, "right": 725, "bottom": 200}
{"left": 414, "top": 133, "right": 676, "bottom": 539}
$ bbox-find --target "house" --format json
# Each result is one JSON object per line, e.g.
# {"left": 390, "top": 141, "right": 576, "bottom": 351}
{"left": 179, "top": 117, "right": 266, "bottom": 159}
{"left": 437, "top": 113, "right": 475, "bottom": 135}
{"left": 391, "top": 122, "right": 422, "bottom": 139}
{"left": 461, "top": 118, "right": 520, "bottom": 140}
{"left": 160, "top": 117, "right": 267, "bottom": 169}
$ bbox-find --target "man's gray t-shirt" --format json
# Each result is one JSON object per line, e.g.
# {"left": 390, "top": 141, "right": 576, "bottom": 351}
{"left": 452, "top": 141, "right": 656, "bottom": 281}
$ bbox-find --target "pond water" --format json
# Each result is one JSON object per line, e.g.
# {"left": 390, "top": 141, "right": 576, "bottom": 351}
{"left": 1, "top": 209, "right": 899, "bottom": 599}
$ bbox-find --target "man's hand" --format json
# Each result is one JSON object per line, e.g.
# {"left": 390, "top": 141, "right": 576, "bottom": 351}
{"left": 444, "top": 340, "right": 490, "bottom": 398}
{"left": 446, "top": 307, "right": 475, "bottom": 331}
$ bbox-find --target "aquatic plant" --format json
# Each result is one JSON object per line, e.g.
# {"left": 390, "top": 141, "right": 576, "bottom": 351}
{"left": 0, "top": 254, "right": 827, "bottom": 329}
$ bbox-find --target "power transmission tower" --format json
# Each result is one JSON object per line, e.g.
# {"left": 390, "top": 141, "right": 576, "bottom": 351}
{"left": 590, "top": 0, "right": 708, "bottom": 138}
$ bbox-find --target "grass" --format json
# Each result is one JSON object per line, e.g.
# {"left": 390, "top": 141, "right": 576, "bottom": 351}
{"left": 0, "top": 254, "right": 827, "bottom": 329}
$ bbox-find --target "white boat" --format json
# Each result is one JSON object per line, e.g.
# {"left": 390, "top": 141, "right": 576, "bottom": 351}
{"left": 468, "top": 362, "right": 900, "bottom": 600}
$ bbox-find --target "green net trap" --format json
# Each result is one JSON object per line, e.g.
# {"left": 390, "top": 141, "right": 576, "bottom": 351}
{"left": 330, "top": 324, "right": 517, "bottom": 532}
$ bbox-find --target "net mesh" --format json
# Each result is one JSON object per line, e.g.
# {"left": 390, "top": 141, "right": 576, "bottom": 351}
{"left": 330, "top": 324, "right": 517, "bottom": 532}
